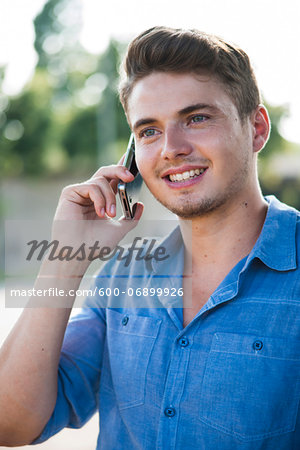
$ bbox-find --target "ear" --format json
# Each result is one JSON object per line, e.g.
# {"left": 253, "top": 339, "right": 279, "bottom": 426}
{"left": 252, "top": 105, "right": 270, "bottom": 153}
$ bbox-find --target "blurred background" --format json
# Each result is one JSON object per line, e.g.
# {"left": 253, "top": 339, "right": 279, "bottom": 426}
{"left": 0, "top": 0, "right": 300, "bottom": 448}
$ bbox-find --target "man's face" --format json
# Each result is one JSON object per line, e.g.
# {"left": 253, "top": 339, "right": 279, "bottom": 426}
{"left": 127, "top": 72, "right": 255, "bottom": 218}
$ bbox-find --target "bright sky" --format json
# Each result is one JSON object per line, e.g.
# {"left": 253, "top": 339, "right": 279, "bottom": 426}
{"left": 1, "top": 0, "right": 300, "bottom": 143}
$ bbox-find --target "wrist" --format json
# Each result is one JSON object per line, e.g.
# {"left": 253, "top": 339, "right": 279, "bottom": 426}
{"left": 38, "top": 257, "right": 90, "bottom": 279}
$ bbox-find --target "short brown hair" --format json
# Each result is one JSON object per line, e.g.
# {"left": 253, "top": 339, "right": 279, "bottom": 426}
{"left": 119, "top": 26, "right": 261, "bottom": 120}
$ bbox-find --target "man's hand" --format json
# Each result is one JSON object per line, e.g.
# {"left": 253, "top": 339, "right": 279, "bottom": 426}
{"left": 50, "top": 163, "right": 144, "bottom": 272}
{"left": 54, "top": 164, "right": 139, "bottom": 221}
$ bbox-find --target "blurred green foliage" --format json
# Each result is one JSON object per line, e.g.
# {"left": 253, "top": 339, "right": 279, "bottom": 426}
{"left": 0, "top": 0, "right": 299, "bottom": 209}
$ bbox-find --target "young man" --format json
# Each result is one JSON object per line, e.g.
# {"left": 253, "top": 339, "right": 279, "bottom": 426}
{"left": 0, "top": 27, "right": 299, "bottom": 449}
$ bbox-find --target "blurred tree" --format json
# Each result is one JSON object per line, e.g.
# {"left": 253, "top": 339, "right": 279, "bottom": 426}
{"left": 96, "top": 40, "right": 130, "bottom": 165}
{"left": 34, "top": 0, "right": 82, "bottom": 70}
{"left": 33, "top": 0, "right": 97, "bottom": 100}
{"left": 0, "top": 70, "right": 55, "bottom": 176}
{"left": 34, "top": 0, "right": 64, "bottom": 69}
{"left": 0, "top": 0, "right": 99, "bottom": 177}
{"left": 62, "top": 105, "right": 98, "bottom": 172}
{"left": 0, "top": 66, "right": 5, "bottom": 86}
{"left": 62, "top": 39, "right": 131, "bottom": 171}
{"left": 260, "top": 102, "right": 290, "bottom": 161}
{"left": 258, "top": 101, "right": 300, "bottom": 209}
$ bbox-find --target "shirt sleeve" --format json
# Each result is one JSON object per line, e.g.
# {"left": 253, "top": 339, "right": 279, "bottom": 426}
{"left": 31, "top": 303, "right": 106, "bottom": 444}
{"left": 31, "top": 246, "right": 147, "bottom": 444}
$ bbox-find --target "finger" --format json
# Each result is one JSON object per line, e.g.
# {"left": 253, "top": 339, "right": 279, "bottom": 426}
{"left": 86, "top": 177, "right": 117, "bottom": 217}
{"left": 119, "top": 202, "right": 144, "bottom": 223}
{"left": 91, "top": 164, "right": 134, "bottom": 182}
{"left": 72, "top": 183, "right": 106, "bottom": 218}
{"left": 132, "top": 202, "right": 144, "bottom": 220}
{"left": 110, "top": 179, "right": 119, "bottom": 194}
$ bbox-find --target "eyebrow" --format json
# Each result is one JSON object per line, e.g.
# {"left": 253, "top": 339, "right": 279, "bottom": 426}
{"left": 132, "top": 103, "right": 220, "bottom": 132}
{"left": 178, "top": 103, "right": 220, "bottom": 116}
{"left": 132, "top": 117, "right": 156, "bottom": 132}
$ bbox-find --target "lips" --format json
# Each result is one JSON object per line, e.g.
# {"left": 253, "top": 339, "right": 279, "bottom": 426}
{"left": 161, "top": 165, "right": 208, "bottom": 183}
{"left": 161, "top": 165, "right": 208, "bottom": 189}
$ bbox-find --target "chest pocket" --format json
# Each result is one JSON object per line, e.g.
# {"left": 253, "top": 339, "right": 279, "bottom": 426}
{"left": 106, "top": 310, "right": 161, "bottom": 410}
{"left": 199, "top": 332, "right": 300, "bottom": 442}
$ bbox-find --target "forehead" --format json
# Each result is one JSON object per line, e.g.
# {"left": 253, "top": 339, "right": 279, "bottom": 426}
{"left": 127, "top": 72, "right": 238, "bottom": 126}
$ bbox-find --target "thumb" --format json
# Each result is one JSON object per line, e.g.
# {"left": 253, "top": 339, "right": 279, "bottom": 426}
{"left": 109, "top": 203, "right": 143, "bottom": 245}
{"left": 118, "top": 202, "right": 144, "bottom": 231}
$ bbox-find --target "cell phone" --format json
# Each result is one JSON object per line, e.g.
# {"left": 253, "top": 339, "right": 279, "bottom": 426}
{"left": 118, "top": 134, "right": 143, "bottom": 219}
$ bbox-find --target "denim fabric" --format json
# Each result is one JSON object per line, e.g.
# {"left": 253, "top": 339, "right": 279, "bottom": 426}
{"left": 32, "top": 196, "right": 300, "bottom": 449}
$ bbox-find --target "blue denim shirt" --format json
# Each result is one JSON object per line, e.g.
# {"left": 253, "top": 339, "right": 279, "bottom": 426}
{"left": 33, "top": 196, "right": 300, "bottom": 449}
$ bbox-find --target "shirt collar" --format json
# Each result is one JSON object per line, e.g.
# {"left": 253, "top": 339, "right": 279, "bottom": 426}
{"left": 245, "top": 195, "right": 298, "bottom": 271}
{"left": 150, "top": 225, "right": 184, "bottom": 276}
{"left": 150, "top": 195, "right": 298, "bottom": 275}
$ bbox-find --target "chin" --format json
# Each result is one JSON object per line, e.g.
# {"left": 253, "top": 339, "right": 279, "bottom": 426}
{"left": 158, "top": 197, "right": 226, "bottom": 219}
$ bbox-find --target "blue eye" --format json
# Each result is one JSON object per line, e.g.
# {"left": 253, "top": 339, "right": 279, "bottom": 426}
{"left": 142, "top": 129, "right": 156, "bottom": 137}
{"left": 191, "top": 115, "right": 206, "bottom": 123}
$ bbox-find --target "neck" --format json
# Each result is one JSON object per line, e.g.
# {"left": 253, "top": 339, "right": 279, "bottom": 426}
{"left": 179, "top": 192, "right": 268, "bottom": 269}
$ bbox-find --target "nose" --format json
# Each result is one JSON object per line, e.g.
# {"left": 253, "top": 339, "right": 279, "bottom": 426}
{"left": 160, "top": 126, "right": 193, "bottom": 160}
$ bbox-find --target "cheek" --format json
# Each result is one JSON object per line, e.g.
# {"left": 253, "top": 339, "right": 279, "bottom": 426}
{"left": 135, "top": 151, "right": 154, "bottom": 179}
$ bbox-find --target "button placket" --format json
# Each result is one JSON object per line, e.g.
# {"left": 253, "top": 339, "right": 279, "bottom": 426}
{"left": 156, "top": 325, "right": 197, "bottom": 450}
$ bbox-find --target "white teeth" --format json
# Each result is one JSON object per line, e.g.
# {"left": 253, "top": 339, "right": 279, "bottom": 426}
{"left": 169, "top": 168, "right": 206, "bottom": 182}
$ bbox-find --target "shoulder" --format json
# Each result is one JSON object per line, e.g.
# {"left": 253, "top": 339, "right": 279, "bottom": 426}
{"left": 84, "top": 226, "right": 184, "bottom": 308}
{"left": 94, "top": 225, "right": 183, "bottom": 277}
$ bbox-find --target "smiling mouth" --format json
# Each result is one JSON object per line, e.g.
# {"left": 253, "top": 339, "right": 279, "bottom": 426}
{"left": 167, "top": 168, "right": 207, "bottom": 182}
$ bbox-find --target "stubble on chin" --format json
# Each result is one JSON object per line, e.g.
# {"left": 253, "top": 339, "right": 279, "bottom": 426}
{"left": 157, "top": 194, "right": 229, "bottom": 219}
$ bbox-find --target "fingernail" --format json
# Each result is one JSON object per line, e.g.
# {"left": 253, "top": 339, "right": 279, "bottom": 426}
{"left": 110, "top": 204, "right": 116, "bottom": 215}
{"left": 100, "top": 207, "right": 105, "bottom": 216}
{"left": 126, "top": 169, "right": 132, "bottom": 176}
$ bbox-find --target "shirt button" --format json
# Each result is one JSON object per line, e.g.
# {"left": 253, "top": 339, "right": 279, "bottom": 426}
{"left": 122, "top": 315, "right": 129, "bottom": 326}
{"left": 164, "top": 406, "right": 176, "bottom": 417}
{"left": 178, "top": 336, "right": 189, "bottom": 348}
{"left": 253, "top": 340, "right": 263, "bottom": 351}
